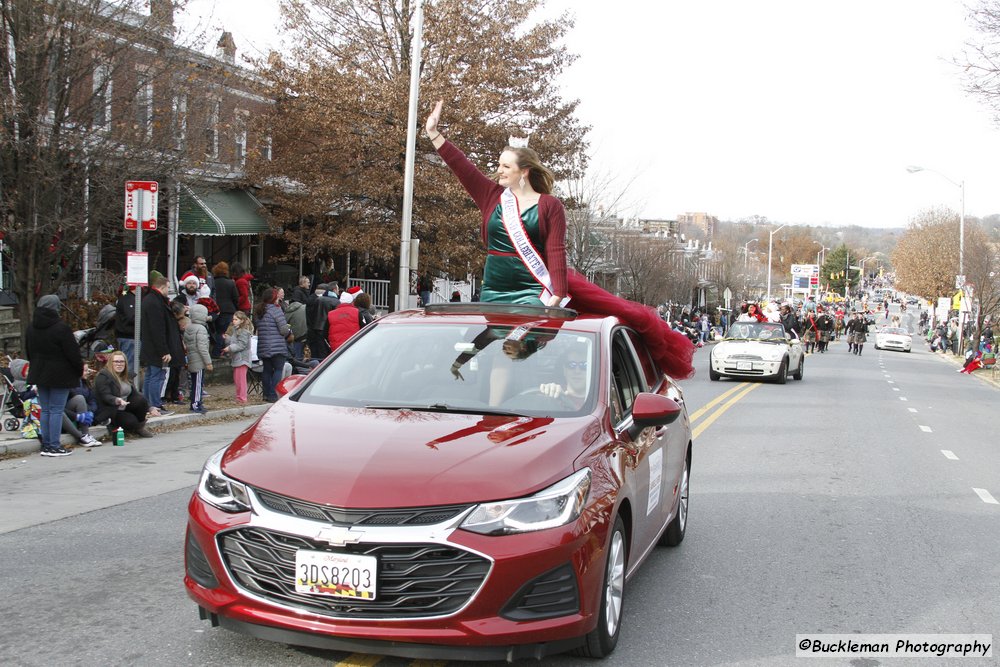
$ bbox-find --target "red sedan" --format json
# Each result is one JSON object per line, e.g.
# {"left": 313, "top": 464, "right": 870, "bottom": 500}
{"left": 185, "top": 303, "right": 693, "bottom": 660}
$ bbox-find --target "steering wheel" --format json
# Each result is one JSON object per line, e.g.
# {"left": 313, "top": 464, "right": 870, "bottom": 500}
{"left": 508, "top": 386, "right": 579, "bottom": 410}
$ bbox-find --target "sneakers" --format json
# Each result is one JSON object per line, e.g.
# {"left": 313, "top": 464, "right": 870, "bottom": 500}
{"left": 78, "top": 434, "right": 101, "bottom": 447}
{"left": 190, "top": 406, "right": 209, "bottom": 414}
{"left": 136, "top": 427, "right": 155, "bottom": 438}
{"left": 41, "top": 447, "right": 73, "bottom": 457}
{"left": 156, "top": 409, "right": 174, "bottom": 417}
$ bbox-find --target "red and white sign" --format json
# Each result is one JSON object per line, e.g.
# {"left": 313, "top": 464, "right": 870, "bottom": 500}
{"left": 125, "top": 180, "right": 158, "bottom": 231}
{"left": 126, "top": 251, "right": 149, "bottom": 286}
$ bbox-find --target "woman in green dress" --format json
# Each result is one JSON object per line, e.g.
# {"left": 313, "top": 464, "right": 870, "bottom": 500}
{"left": 425, "top": 100, "right": 568, "bottom": 306}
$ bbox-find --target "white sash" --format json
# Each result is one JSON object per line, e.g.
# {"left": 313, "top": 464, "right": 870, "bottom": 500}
{"left": 499, "top": 188, "right": 570, "bottom": 307}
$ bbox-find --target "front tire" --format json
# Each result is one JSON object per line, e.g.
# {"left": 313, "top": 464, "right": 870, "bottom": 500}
{"left": 709, "top": 366, "right": 720, "bottom": 381}
{"left": 576, "top": 516, "right": 626, "bottom": 658}
{"left": 793, "top": 357, "right": 803, "bottom": 381}
{"left": 774, "top": 359, "right": 788, "bottom": 384}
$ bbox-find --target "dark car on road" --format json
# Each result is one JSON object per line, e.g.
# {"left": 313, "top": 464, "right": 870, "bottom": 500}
{"left": 185, "top": 303, "right": 693, "bottom": 661}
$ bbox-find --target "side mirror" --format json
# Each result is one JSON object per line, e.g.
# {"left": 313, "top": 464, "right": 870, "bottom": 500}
{"left": 627, "top": 392, "right": 682, "bottom": 440}
{"left": 276, "top": 374, "right": 306, "bottom": 397}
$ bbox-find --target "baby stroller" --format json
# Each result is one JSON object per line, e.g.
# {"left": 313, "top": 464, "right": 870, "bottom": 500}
{"left": 74, "top": 304, "right": 117, "bottom": 360}
{"left": 1, "top": 360, "right": 33, "bottom": 432}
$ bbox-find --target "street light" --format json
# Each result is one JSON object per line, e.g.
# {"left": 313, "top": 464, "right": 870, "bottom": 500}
{"left": 814, "top": 243, "right": 829, "bottom": 301}
{"left": 743, "top": 238, "right": 759, "bottom": 269}
{"left": 907, "top": 164, "right": 966, "bottom": 348}
{"left": 766, "top": 224, "right": 787, "bottom": 300}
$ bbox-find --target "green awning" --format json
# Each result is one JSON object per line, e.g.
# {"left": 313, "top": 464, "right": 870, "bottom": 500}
{"left": 178, "top": 185, "right": 270, "bottom": 236}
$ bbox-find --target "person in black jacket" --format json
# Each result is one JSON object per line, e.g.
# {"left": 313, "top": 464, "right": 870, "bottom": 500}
{"left": 25, "top": 294, "right": 84, "bottom": 457}
{"left": 114, "top": 285, "right": 137, "bottom": 378}
{"left": 211, "top": 262, "right": 240, "bottom": 358}
{"left": 140, "top": 273, "right": 177, "bottom": 415}
{"left": 94, "top": 350, "right": 153, "bottom": 437}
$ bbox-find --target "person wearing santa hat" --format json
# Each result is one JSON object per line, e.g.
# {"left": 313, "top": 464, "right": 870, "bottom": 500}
{"left": 327, "top": 287, "right": 372, "bottom": 353}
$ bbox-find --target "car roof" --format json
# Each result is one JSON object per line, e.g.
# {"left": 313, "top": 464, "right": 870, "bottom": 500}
{"left": 377, "top": 303, "right": 611, "bottom": 334}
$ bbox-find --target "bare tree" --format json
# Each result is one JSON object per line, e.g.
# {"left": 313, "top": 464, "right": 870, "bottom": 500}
{"left": 1, "top": 0, "right": 204, "bottom": 338}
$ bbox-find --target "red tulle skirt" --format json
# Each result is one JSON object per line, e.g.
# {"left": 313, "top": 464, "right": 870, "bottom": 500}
{"left": 566, "top": 271, "right": 696, "bottom": 380}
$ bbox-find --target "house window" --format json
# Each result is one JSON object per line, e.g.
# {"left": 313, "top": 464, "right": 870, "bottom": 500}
{"left": 172, "top": 93, "right": 187, "bottom": 151}
{"left": 92, "top": 63, "right": 112, "bottom": 130}
{"left": 234, "top": 110, "right": 248, "bottom": 167}
{"left": 135, "top": 67, "right": 152, "bottom": 139}
{"left": 204, "top": 99, "right": 219, "bottom": 159}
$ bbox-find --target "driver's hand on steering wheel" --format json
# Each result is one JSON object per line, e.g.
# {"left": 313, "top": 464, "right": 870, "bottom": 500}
{"left": 539, "top": 382, "right": 565, "bottom": 398}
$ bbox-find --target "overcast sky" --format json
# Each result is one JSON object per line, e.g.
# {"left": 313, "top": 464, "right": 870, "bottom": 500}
{"left": 180, "top": 0, "right": 1000, "bottom": 229}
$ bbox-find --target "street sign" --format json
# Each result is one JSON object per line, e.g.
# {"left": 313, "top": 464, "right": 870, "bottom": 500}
{"left": 125, "top": 180, "right": 158, "bottom": 230}
{"left": 126, "top": 252, "right": 149, "bottom": 286}
{"left": 955, "top": 274, "right": 965, "bottom": 289}
{"left": 723, "top": 287, "right": 732, "bottom": 310}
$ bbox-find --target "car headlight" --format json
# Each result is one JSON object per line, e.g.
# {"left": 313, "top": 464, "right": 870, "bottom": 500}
{"left": 197, "top": 448, "right": 251, "bottom": 513}
{"left": 461, "top": 469, "right": 591, "bottom": 536}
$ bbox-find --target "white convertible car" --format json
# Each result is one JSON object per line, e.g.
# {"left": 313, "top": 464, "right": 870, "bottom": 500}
{"left": 709, "top": 321, "right": 804, "bottom": 383}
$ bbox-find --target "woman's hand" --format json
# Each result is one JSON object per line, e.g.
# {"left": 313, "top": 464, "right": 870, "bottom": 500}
{"left": 425, "top": 100, "right": 442, "bottom": 136}
{"left": 545, "top": 294, "right": 564, "bottom": 308}
{"left": 425, "top": 100, "right": 445, "bottom": 147}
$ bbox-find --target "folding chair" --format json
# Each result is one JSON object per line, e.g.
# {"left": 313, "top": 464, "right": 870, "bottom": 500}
{"left": 246, "top": 335, "right": 263, "bottom": 398}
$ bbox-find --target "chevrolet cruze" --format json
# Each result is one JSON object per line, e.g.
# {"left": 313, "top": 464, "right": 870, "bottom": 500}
{"left": 185, "top": 303, "right": 693, "bottom": 661}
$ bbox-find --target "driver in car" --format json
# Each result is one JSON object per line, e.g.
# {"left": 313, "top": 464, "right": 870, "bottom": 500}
{"left": 538, "top": 347, "right": 590, "bottom": 409}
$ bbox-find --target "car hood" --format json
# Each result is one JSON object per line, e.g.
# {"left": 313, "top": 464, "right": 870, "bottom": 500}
{"left": 221, "top": 400, "right": 601, "bottom": 508}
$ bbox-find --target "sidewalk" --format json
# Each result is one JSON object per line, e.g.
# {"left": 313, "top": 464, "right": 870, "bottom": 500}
{"left": 927, "top": 346, "right": 1000, "bottom": 389}
{"left": 0, "top": 376, "right": 270, "bottom": 458}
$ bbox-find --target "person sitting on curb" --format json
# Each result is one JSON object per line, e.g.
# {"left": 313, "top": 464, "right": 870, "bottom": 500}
{"left": 94, "top": 351, "right": 154, "bottom": 438}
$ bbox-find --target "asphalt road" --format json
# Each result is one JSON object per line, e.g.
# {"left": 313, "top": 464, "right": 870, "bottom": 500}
{"left": 1, "top": 317, "right": 997, "bottom": 666}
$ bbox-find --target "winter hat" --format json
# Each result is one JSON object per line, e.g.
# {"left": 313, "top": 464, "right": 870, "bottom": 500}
{"left": 339, "top": 290, "right": 355, "bottom": 304}
{"left": 183, "top": 275, "right": 200, "bottom": 286}
{"left": 37, "top": 294, "right": 61, "bottom": 312}
{"left": 347, "top": 286, "right": 362, "bottom": 296}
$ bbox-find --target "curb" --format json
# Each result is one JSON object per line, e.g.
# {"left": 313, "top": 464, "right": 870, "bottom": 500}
{"left": 926, "top": 347, "right": 1000, "bottom": 389}
{"left": 0, "top": 403, "right": 270, "bottom": 458}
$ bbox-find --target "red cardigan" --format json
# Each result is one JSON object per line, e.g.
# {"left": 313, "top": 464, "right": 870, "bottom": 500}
{"left": 437, "top": 140, "right": 568, "bottom": 298}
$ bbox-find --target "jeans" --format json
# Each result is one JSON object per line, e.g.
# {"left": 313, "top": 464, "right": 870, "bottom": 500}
{"left": 291, "top": 340, "right": 305, "bottom": 361}
{"left": 117, "top": 338, "right": 136, "bottom": 378}
{"left": 261, "top": 355, "right": 286, "bottom": 401}
{"left": 36, "top": 386, "right": 70, "bottom": 449}
{"left": 142, "top": 365, "right": 167, "bottom": 409}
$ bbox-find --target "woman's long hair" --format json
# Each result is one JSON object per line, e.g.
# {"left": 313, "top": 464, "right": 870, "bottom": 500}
{"left": 107, "top": 350, "right": 130, "bottom": 382}
{"left": 253, "top": 287, "right": 275, "bottom": 322}
{"left": 505, "top": 146, "right": 555, "bottom": 195}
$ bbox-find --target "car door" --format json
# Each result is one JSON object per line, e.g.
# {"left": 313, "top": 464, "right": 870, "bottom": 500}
{"left": 608, "top": 330, "right": 672, "bottom": 551}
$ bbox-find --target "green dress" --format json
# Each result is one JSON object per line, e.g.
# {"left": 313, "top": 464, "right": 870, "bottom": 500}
{"left": 480, "top": 204, "right": 546, "bottom": 305}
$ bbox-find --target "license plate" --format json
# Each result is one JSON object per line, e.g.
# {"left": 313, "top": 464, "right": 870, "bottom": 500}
{"left": 737, "top": 361, "right": 753, "bottom": 370}
{"left": 295, "top": 550, "right": 377, "bottom": 599}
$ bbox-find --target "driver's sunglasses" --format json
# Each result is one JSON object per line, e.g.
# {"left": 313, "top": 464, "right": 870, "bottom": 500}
{"left": 564, "top": 361, "right": 588, "bottom": 370}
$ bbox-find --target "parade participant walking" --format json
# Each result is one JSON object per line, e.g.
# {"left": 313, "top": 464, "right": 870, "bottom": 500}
{"left": 26, "top": 295, "right": 84, "bottom": 457}
{"left": 254, "top": 287, "right": 291, "bottom": 402}
{"left": 426, "top": 100, "right": 694, "bottom": 380}
{"left": 847, "top": 312, "right": 868, "bottom": 355}
{"left": 816, "top": 306, "right": 834, "bottom": 353}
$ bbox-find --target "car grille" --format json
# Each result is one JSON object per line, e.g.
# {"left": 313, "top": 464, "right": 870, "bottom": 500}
{"left": 723, "top": 366, "right": 765, "bottom": 375}
{"left": 254, "top": 488, "right": 471, "bottom": 526}
{"left": 218, "top": 527, "right": 491, "bottom": 618}
{"left": 727, "top": 354, "right": 763, "bottom": 361}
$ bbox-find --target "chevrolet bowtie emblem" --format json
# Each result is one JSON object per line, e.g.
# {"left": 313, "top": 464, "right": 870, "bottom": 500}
{"left": 315, "top": 525, "right": 364, "bottom": 547}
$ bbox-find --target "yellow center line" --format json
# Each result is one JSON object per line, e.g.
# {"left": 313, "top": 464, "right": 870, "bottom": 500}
{"left": 691, "top": 383, "right": 761, "bottom": 439}
{"left": 688, "top": 382, "right": 752, "bottom": 424}
{"left": 333, "top": 655, "right": 384, "bottom": 667}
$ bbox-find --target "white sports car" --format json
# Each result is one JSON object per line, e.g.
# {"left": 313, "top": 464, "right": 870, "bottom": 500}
{"left": 874, "top": 326, "right": 912, "bottom": 353}
{"left": 709, "top": 321, "right": 804, "bottom": 383}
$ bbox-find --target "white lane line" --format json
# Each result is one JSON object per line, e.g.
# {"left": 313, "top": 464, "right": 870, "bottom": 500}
{"left": 908, "top": 408, "right": 918, "bottom": 413}
{"left": 973, "top": 488, "right": 999, "bottom": 505}
{"left": 918, "top": 425, "right": 932, "bottom": 432}
{"left": 888, "top": 380, "right": 895, "bottom": 384}
{"left": 899, "top": 397, "right": 908, "bottom": 401}
{"left": 941, "top": 450, "right": 958, "bottom": 460}
{"left": 892, "top": 387, "right": 900, "bottom": 391}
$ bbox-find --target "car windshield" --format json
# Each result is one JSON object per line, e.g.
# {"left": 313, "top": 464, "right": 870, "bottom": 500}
{"left": 882, "top": 328, "right": 909, "bottom": 335}
{"left": 295, "top": 322, "right": 598, "bottom": 417}
{"left": 725, "top": 323, "right": 787, "bottom": 341}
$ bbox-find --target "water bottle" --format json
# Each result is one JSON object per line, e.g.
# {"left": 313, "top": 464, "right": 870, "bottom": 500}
{"left": 114, "top": 427, "right": 125, "bottom": 446}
